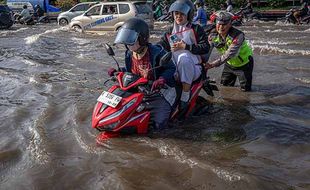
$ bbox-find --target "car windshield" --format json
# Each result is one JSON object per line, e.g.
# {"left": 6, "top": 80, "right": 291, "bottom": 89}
{"left": 134, "top": 2, "right": 151, "bottom": 14}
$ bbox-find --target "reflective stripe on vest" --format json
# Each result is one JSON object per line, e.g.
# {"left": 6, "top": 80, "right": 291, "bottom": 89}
{"left": 213, "top": 35, "right": 253, "bottom": 68}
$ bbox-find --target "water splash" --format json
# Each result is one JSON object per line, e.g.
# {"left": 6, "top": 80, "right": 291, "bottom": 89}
{"left": 250, "top": 39, "right": 290, "bottom": 46}
{"left": 251, "top": 44, "right": 310, "bottom": 56}
{"left": 305, "top": 28, "right": 310, "bottom": 33}
{"left": 295, "top": 77, "right": 310, "bottom": 84}
{"left": 24, "top": 28, "right": 63, "bottom": 45}
{"left": 27, "top": 111, "right": 50, "bottom": 165}
{"left": 138, "top": 139, "right": 244, "bottom": 182}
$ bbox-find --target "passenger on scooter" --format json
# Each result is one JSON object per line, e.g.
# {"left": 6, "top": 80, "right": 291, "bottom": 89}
{"left": 205, "top": 11, "right": 254, "bottom": 92}
{"left": 34, "top": 4, "right": 44, "bottom": 21}
{"left": 19, "top": 5, "right": 31, "bottom": 23}
{"left": 108, "top": 18, "right": 176, "bottom": 130}
{"left": 157, "top": 0, "right": 210, "bottom": 116}
{"left": 193, "top": 0, "right": 207, "bottom": 27}
{"left": 293, "top": 0, "right": 309, "bottom": 25}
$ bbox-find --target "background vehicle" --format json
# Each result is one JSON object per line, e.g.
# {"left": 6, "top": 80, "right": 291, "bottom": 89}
{"left": 6, "top": 0, "right": 61, "bottom": 20}
{"left": 0, "top": 4, "right": 14, "bottom": 29}
{"left": 70, "top": 1, "right": 153, "bottom": 32}
{"left": 57, "top": 1, "right": 98, "bottom": 26}
{"left": 284, "top": 8, "right": 310, "bottom": 24}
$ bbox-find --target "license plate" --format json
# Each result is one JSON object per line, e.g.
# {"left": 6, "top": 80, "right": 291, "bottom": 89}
{"left": 97, "top": 91, "right": 122, "bottom": 108}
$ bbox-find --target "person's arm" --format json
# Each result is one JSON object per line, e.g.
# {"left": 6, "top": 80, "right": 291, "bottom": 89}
{"left": 193, "top": 9, "right": 200, "bottom": 22}
{"left": 299, "top": 2, "right": 306, "bottom": 11}
{"left": 184, "top": 25, "right": 210, "bottom": 55}
{"left": 156, "top": 50, "right": 176, "bottom": 87}
{"left": 210, "top": 33, "right": 245, "bottom": 67}
{"left": 227, "top": 5, "right": 233, "bottom": 12}
{"left": 157, "top": 31, "right": 171, "bottom": 52}
{"left": 20, "top": 9, "right": 26, "bottom": 17}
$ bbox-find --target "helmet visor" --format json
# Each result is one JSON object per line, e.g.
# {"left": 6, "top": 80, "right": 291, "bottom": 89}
{"left": 168, "top": 2, "right": 190, "bottom": 15}
{"left": 114, "top": 28, "right": 139, "bottom": 45}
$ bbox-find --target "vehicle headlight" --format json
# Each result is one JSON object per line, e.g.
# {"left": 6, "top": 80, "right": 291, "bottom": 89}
{"left": 97, "top": 121, "right": 120, "bottom": 131}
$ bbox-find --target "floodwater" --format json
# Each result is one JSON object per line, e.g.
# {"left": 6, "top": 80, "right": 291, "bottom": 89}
{"left": 0, "top": 21, "right": 309, "bottom": 190}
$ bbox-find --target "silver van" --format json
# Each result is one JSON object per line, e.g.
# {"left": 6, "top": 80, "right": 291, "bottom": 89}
{"left": 69, "top": 1, "right": 153, "bottom": 32}
{"left": 57, "top": 2, "right": 98, "bottom": 26}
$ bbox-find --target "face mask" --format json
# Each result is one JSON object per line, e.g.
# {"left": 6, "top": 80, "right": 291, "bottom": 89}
{"left": 128, "top": 41, "right": 140, "bottom": 52}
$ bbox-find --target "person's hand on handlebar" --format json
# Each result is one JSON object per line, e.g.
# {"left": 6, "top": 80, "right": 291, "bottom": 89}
{"left": 107, "top": 67, "right": 117, "bottom": 77}
{"left": 151, "top": 77, "right": 166, "bottom": 92}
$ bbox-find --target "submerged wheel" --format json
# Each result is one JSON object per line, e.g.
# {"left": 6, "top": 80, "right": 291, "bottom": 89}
{"left": 191, "top": 96, "right": 211, "bottom": 116}
{"left": 72, "top": 25, "right": 82, "bottom": 32}
{"left": 59, "top": 18, "right": 68, "bottom": 26}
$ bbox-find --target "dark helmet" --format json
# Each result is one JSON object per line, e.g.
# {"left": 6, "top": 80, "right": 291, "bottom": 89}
{"left": 114, "top": 18, "right": 149, "bottom": 46}
{"left": 23, "top": 5, "right": 28, "bottom": 9}
{"left": 216, "top": 11, "right": 233, "bottom": 24}
{"left": 169, "top": 0, "right": 195, "bottom": 22}
{"left": 194, "top": 0, "right": 204, "bottom": 7}
{"left": 35, "top": 4, "right": 40, "bottom": 8}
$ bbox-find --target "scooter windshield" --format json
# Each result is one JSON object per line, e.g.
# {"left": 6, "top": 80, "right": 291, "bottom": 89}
{"left": 114, "top": 28, "right": 139, "bottom": 45}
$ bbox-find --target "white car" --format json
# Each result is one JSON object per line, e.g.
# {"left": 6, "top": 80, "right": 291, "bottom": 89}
{"left": 69, "top": 1, "right": 153, "bottom": 32}
{"left": 57, "top": 2, "right": 98, "bottom": 26}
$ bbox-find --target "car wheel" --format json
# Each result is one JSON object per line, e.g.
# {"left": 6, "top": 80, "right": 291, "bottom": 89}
{"left": 72, "top": 25, "right": 82, "bottom": 32}
{"left": 59, "top": 18, "right": 68, "bottom": 26}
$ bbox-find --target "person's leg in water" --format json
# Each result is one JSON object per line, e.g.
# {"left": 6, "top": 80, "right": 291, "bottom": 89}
{"left": 293, "top": 11, "right": 301, "bottom": 25}
{"left": 220, "top": 64, "right": 237, "bottom": 86}
{"left": 236, "top": 56, "right": 254, "bottom": 91}
{"left": 176, "top": 53, "right": 201, "bottom": 117}
{"left": 147, "top": 95, "right": 172, "bottom": 131}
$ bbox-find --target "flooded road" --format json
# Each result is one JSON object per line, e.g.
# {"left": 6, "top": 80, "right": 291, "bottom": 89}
{"left": 0, "top": 21, "right": 309, "bottom": 190}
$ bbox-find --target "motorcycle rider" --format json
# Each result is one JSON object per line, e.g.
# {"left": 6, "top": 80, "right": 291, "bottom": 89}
{"left": 34, "top": 4, "right": 44, "bottom": 18}
{"left": 34, "top": 4, "right": 44, "bottom": 21}
{"left": 19, "top": 5, "right": 31, "bottom": 23}
{"left": 193, "top": 0, "right": 207, "bottom": 28}
{"left": 293, "top": 0, "right": 309, "bottom": 25}
{"left": 157, "top": 0, "right": 210, "bottom": 116}
{"left": 226, "top": 0, "right": 233, "bottom": 13}
{"left": 241, "top": 0, "right": 253, "bottom": 14}
{"left": 205, "top": 11, "right": 254, "bottom": 92}
{"left": 240, "top": 0, "right": 254, "bottom": 20}
{"left": 108, "top": 18, "right": 176, "bottom": 130}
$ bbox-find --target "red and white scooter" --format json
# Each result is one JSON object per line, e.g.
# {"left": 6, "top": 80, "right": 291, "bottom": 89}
{"left": 92, "top": 44, "right": 217, "bottom": 141}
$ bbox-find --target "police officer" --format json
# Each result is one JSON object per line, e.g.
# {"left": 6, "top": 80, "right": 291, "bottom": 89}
{"left": 205, "top": 11, "right": 254, "bottom": 92}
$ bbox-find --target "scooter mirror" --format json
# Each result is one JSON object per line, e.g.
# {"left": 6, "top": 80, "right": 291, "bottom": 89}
{"left": 159, "top": 52, "right": 172, "bottom": 67}
{"left": 104, "top": 43, "right": 115, "bottom": 56}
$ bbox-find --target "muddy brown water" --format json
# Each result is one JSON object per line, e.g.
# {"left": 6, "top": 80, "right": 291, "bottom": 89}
{"left": 0, "top": 21, "right": 309, "bottom": 190}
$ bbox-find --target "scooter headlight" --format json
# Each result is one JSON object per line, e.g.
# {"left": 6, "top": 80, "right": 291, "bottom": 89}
{"left": 97, "top": 121, "right": 120, "bottom": 131}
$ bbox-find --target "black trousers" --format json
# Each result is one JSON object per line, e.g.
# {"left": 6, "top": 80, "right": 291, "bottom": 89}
{"left": 220, "top": 56, "right": 254, "bottom": 91}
